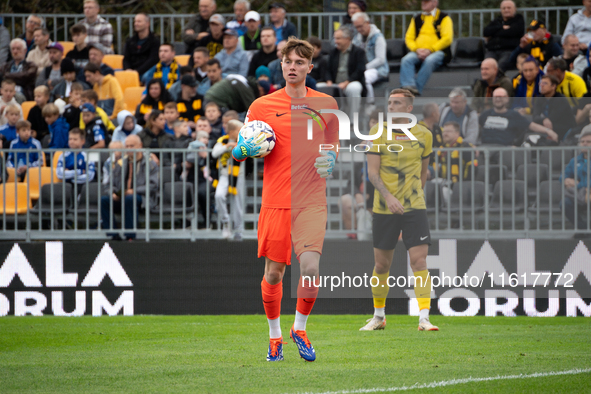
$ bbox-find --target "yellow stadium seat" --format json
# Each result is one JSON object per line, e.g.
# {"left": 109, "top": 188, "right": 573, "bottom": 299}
{"left": 50, "top": 151, "right": 63, "bottom": 180}
{"left": 0, "top": 183, "right": 32, "bottom": 214}
{"left": 21, "top": 101, "right": 36, "bottom": 120}
{"left": 124, "top": 87, "right": 145, "bottom": 114}
{"left": 175, "top": 55, "right": 190, "bottom": 67}
{"left": 25, "top": 167, "right": 59, "bottom": 200}
{"left": 103, "top": 54, "right": 124, "bottom": 70}
{"left": 115, "top": 70, "right": 140, "bottom": 92}
{"left": 6, "top": 168, "right": 16, "bottom": 183}
{"left": 59, "top": 41, "right": 75, "bottom": 56}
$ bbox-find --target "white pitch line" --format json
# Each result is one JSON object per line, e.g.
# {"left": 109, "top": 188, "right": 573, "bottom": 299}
{"left": 290, "top": 368, "right": 591, "bottom": 394}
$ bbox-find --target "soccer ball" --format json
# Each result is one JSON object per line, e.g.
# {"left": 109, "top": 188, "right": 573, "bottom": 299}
{"left": 239, "top": 120, "right": 276, "bottom": 158}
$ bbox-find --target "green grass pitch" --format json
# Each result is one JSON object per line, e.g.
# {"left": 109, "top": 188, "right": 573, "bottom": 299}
{"left": 1, "top": 315, "right": 590, "bottom": 393}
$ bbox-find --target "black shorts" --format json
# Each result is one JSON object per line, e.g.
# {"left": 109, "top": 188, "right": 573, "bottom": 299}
{"left": 373, "top": 210, "right": 431, "bottom": 250}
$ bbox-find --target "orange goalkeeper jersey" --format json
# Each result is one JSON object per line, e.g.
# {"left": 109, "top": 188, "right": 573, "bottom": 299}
{"left": 245, "top": 88, "right": 339, "bottom": 209}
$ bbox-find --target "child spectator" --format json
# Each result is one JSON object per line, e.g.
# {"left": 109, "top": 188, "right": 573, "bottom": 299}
{"left": 176, "top": 74, "right": 205, "bottom": 129}
{"left": 27, "top": 85, "right": 50, "bottom": 141}
{"left": 512, "top": 53, "right": 529, "bottom": 88}
{"left": 56, "top": 127, "right": 96, "bottom": 184}
{"left": 0, "top": 79, "right": 22, "bottom": 126}
{"left": 185, "top": 130, "right": 214, "bottom": 226}
{"left": 66, "top": 23, "right": 90, "bottom": 69}
{"left": 51, "top": 58, "right": 88, "bottom": 102}
{"left": 138, "top": 110, "right": 174, "bottom": 153}
{"left": 7, "top": 120, "right": 42, "bottom": 181}
{"left": 135, "top": 78, "right": 174, "bottom": 127}
{"left": 112, "top": 110, "right": 143, "bottom": 143}
{"left": 80, "top": 89, "right": 115, "bottom": 133}
{"left": 212, "top": 119, "right": 244, "bottom": 240}
{"left": 80, "top": 103, "right": 107, "bottom": 149}
{"left": 102, "top": 140, "right": 123, "bottom": 186}
{"left": 43, "top": 103, "right": 70, "bottom": 149}
{"left": 163, "top": 102, "right": 180, "bottom": 135}
{"left": 62, "top": 82, "right": 84, "bottom": 130}
{"left": 163, "top": 120, "right": 192, "bottom": 174}
{"left": 205, "top": 101, "right": 223, "bottom": 142}
{"left": 221, "top": 110, "right": 239, "bottom": 135}
{"left": 0, "top": 104, "right": 21, "bottom": 145}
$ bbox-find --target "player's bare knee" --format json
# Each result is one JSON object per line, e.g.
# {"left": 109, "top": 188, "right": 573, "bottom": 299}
{"left": 265, "top": 269, "right": 284, "bottom": 285}
{"left": 410, "top": 256, "right": 427, "bottom": 272}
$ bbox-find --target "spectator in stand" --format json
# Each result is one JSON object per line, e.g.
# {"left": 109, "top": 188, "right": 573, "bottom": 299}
{"left": 81, "top": 0, "right": 113, "bottom": 54}
{"left": 511, "top": 19, "right": 562, "bottom": 68}
{"left": 19, "top": 15, "right": 43, "bottom": 53}
{"left": 141, "top": 43, "right": 181, "bottom": 88}
{"left": 342, "top": 0, "right": 367, "bottom": 37}
{"left": 80, "top": 89, "right": 115, "bottom": 133}
{"left": 26, "top": 28, "right": 51, "bottom": 75}
{"left": 63, "top": 82, "right": 84, "bottom": 129}
{"left": 205, "top": 75, "right": 258, "bottom": 114}
{"left": 197, "top": 58, "right": 226, "bottom": 96}
{"left": 532, "top": 74, "right": 577, "bottom": 144}
{"left": 192, "top": 47, "right": 210, "bottom": 83}
{"left": 472, "top": 58, "right": 514, "bottom": 113}
{"left": 123, "top": 13, "right": 161, "bottom": 77}
{"left": 43, "top": 103, "right": 69, "bottom": 149}
{"left": 479, "top": 87, "right": 557, "bottom": 146}
{"left": 483, "top": 0, "right": 524, "bottom": 71}
{"left": 7, "top": 119, "right": 42, "bottom": 180}
{"left": 36, "top": 42, "right": 64, "bottom": 89}
{"left": 512, "top": 56, "right": 543, "bottom": 115}
{"left": 66, "top": 23, "right": 90, "bottom": 69}
{"left": 307, "top": 36, "right": 328, "bottom": 84}
{"left": 51, "top": 58, "right": 89, "bottom": 103}
{"left": 205, "top": 102, "right": 223, "bottom": 143}
{"left": 168, "top": 66, "right": 194, "bottom": 101}
{"left": 56, "top": 127, "right": 96, "bottom": 184}
{"left": 28, "top": 85, "right": 50, "bottom": 141}
{"left": 240, "top": 11, "right": 262, "bottom": 50}
{"left": 112, "top": 109, "right": 143, "bottom": 143}
{"left": 419, "top": 102, "right": 442, "bottom": 147}
{"left": 437, "top": 121, "right": 478, "bottom": 184}
{"left": 197, "top": 14, "right": 225, "bottom": 59}
{"left": 80, "top": 103, "right": 107, "bottom": 149}
{"left": 511, "top": 52, "right": 528, "bottom": 87}
{"left": 177, "top": 74, "right": 205, "bottom": 129}
{"left": 138, "top": 110, "right": 173, "bottom": 155}
{"left": 184, "top": 0, "right": 218, "bottom": 54}
{"left": 0, "top": 104, "right": 21, "bottom": 145}
{"left": 267, "top": 3, "right": 297, "bottom": 45}
{"left": 102, "top": 140, "right": 122, "bottom": 186}
{"left": 0, "top": 17, "right": 9, "bottom": 65}
{"left": 545, "top": 57, "right": 588, "bottom": 108}
{"left": 87, "top": 42, "right": 114, "bottom": 76}
{"left": 556, "top": 34, "right": 587, "bottom": 76}
{"left": 326, "top": 27, "right": 366, "bottom": 117}
{"left": 135, "top": 78, "right": 174, "bottom": 127}
{"left": 221, "top": 110, "right": 239, "bottom": 133}
{"left": 214, "top": 29, "right": 249, "bottom": 77}
{"left": 226, "top": 0, "right": 250, "bottom": 36}
{"left": 0, "top": 38, "right": 38, "bottom": 101}
{"left": 400, "top": 0, "right": 453, "bottom": 96}
{"left": 562, "top": 0, "right": 591, "bottom": 50}
{"left": 163, "top": 120, "right": 193, "bottom": 174}
{"left": 84, "top": 62, "right": 124, "bottom": 120}
{"left": 352, "top": 12, "right": 389, "bottom": 105}
{"left": 185, "top": 129, "right": 213, "bottom": 225}
{"left": 0, "top": 80, "right": 22, "bottom": 127}
{"left": 561, "top": 128, "right": 591, "bottom": 232}
{"left": 247, "top": 27, "right": 277, "bottom": 77}
{"left": 101, "top": 134, "right": 158, "bottom": 241}
{"left": 163, "top": 102, "right": 180, "bottom": 135}
{"left": 438, "top": 88, "right": 479, "bottom": 144}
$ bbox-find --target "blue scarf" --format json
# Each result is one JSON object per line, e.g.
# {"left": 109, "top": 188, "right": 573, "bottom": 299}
{"left": 513, "top": 70, "right": 543, "bottom": 110}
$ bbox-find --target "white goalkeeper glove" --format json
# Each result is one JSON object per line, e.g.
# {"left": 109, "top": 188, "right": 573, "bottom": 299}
{"left": 314, "top": 150, "right": 336, "bottom": 178}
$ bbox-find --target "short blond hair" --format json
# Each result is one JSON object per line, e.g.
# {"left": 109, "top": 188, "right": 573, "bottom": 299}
{"left": 4, "top": 104, "right": 21, "bottom": 116}
{"left": 34, "top": 85, "right": 50, "bottom": 97}
{"left": 281, "top": 36, "right": 314, "bottom": 63}
{"left": 389, "top": 88, "right": 414, "bottom": 106}
{"left": 226, "top": 119, "right": 243, "bottom": 133}
{"left": 42, "top": 103, "right": 60, "bottom": 118}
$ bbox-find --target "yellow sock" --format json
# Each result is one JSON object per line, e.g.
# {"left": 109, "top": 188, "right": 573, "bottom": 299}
{"left": 414, "top": 269, "right": 431, "bottom": 311}
{"left": 372, "top": 269, "right": 390, "bottom": 309}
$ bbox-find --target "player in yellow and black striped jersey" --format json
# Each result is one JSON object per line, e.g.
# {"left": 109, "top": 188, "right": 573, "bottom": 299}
{"left": 360, "top": 88, "right": 439, "bottom": 333}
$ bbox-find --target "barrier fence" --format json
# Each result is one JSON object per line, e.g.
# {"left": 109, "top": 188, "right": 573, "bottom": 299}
{"left": 2, "top": 6, "right": 579, "bottom": 54}
{"left": 0, "top": 145, "right": 589, "bottom": 241}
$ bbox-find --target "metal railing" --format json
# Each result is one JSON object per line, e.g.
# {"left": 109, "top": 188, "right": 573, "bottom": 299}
{"left": 0, "top": 145, "right": 589, "bottom": 241}
{"left": 2, "top": 6, "right": 579, "bottom": 54}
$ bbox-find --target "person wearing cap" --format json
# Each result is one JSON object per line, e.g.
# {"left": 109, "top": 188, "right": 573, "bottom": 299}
{"left": 214, "top": 29, "right": 249, "bottom": 77}
{"left": 0, "top": 38, "right": 38, "bottom": 101}
{"left": 400, "top": 0, "right": 453, "bottom": 96}
{"left": 268, "top": 3, "right": 297, "bottom": 45}
{"left": 36, "top": 42, "right": 64, "bottom": 89}
{"left": 26, "top": 27, "right": 52, "bottom": 75}
{"left": 0, "top": 16, "right": 10, "bottom": 65}
{"left": 511, "top": 19, "right": 562, "bottom": 68}
{"left": 84, "top": 62, "right": 124, "bottom": 121}
{"left": 196, "top": 14, "right": 226, "bottom": 59}
{"left": 141, "top": 43, "right": 181, "bottom": 89}
{"left": 87, "top": 42, "right": 115, "bottom": 76}
{"left": 123, "top": 13, "right": 161, "bottom": 77}
{"left": 226, "top": 0, "right": 250, "bottom": 37}
{"left": 80, "top": 0, "right": 113, "bottom": 54}
{"left": 482, "top": 0, "right": 524, "bottom": 72}
{"left": 80, "top": 102, "right": 107, "bottom": 149}
{"left": 177, "top": 74, "right": 205, "bottom": 128}
{"left": 562, "top": 0, "right": 591, "bottom": 50}
{"left": 184, "top": 0, "right": 218, "bottom": 54}
{"left": 239, "top": 11, "right": 262, "bottom": 51}
{"left": 247, "top": 27, "right": 277, "bottom": 77}
{"left": 51, "top": 59, "right": 89, "bottom": 102}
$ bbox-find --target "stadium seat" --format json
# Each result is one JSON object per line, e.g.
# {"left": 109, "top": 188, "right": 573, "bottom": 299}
{"left": 160, "top": 167, "right": 176, "bottom": 184}
{"left": 21, "top": 101, "right": 36, "bottom": 120}
{"left": 447, "top": 38, "right": 485, "bottom": 69}
{"left": 424, "top": 181, "right": 442, "bottom": 213}
{"left": 386, "top": 39, "right": 407, "bottom": 71}
{"left": 174, "top": 55, "right": 190, "bottom": 66}
{"left": 0, "top": 183, "right": 31, "bottom": 214}
{"left": 115, "top": 70, "right": 141, "bottom": 92}
{"left": 6, "top": 168, "right": 17, "bottom": 183}
{"left": 315, "top": 85, "right": 341, "bottom": 97}
{"left": 156, "top": 182, "right": 194, "bottom": 215}
{"left": 528, "top": 180, "right": 562, "bottom": 215}
{"left": 59, "top": 41, "right": 75, "bottom": 56}
{"left": 515, "top": 164, "right": 549, "bottom": 197}
{"left": 31, "top": 183, "right": 73, "bottom": 215}
{"left": 475, "top": 164, "right": 508, "bottom": 186}
{"left": 448, "top": 181, "right": 486, "bottom": 213}
{"left": 103, "top": 54, "right": 124, "bottom": 70}
{"left": 124, "top": 87, "right": 144, "bottom": 114}
{"left": 321, "top": 39, "right": 332, "bottom": 55}
{"left": 77, "top": 183, "right": 101, "bottom": 215}
{"left": 25, "top": 167, "right": 58, "bottom": 200}
{"left": 50, "top": 151, "right": 63, "bottom": 180}
{"left": 489, "top": 180, "right": 526, "bottom": 213}
{"left": 173, "top": 42, "right": 186, "bottom": 55}
{"left": 539, "top": 149, "right": 574, "bottom": 180}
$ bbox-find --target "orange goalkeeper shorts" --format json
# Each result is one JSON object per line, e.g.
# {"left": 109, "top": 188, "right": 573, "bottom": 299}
{"left": 257, "top": 205, "right": 327, "bottom": 265}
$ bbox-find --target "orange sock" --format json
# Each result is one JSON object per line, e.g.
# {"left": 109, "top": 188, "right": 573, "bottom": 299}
{"left": 261, "top": 277, "right": 282, "bottom": 320}
{"left": 296, "top": 276, "right": 319, "bottom": 316}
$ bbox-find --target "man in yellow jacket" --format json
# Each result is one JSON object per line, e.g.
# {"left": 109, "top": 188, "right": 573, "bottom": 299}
{"left": 400, "top": 0, "right": 453, "bottom": 95}
{"left": 545, "top": 57, "right": 588, "bottom": 108}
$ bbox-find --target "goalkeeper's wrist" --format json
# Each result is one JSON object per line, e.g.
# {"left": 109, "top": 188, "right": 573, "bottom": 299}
{"left": 231, "top": 145, "right": 248, "bottom": 162}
